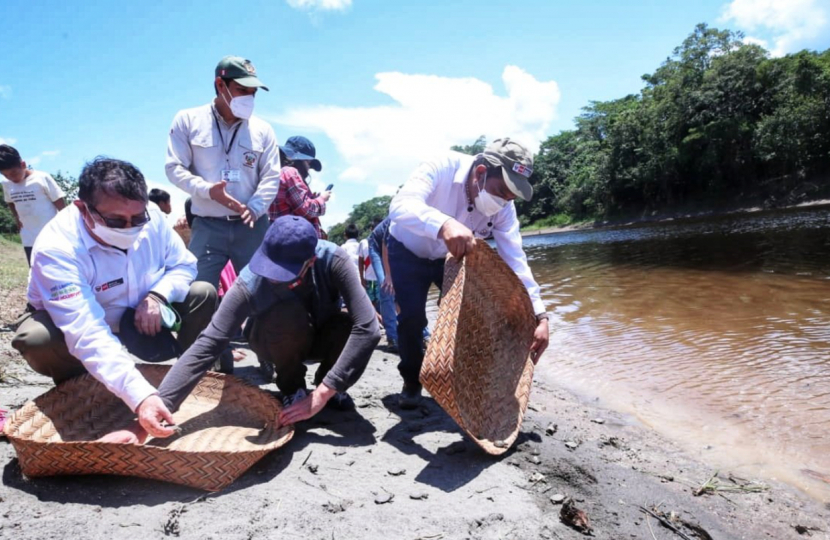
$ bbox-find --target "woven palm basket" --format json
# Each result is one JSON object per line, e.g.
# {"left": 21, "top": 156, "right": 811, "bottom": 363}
{"left": 4, "top": 365, "right": 293, "bottom": 491}
{"left": 421, "top": 242, "right": 538, "bottom": 455}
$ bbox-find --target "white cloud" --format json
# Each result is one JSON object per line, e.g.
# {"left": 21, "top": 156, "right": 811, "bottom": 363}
{"left": 271, "top": 65, "right": 560, "bottom": 220}
{"left": 286, "top": 0, "right": 351, "bottom": 11}
{"left": 0, "top": 137, "right": 17, "bottom": 146}
{"left": 0, "top": 85, "right": 10, "bottom": 99}
{"left": 25, "top": 149, "right": 61, "bottom": 167}
{"left": 721, "top": 0, "right": 829, "bottom": 56}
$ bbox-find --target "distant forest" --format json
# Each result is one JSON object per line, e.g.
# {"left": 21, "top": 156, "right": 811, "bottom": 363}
{"left": 329, "top": 24, "right": 830, "bottom": 236}
{"left": 513, "top": 24, "right": 830, "bottom": 227}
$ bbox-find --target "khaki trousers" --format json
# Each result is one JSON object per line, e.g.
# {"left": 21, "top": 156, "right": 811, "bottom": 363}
{"left": 12, "top": 281, "right": 217, "bottom": 383}
{"left": 249, "top": 299, "right": 352, "bottom": 396}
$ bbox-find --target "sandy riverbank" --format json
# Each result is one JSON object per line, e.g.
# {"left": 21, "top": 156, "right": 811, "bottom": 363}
{"left": 1, "top": 276, "right": 828, "bottom": 539}
{"left": 520, "top": 199, "right": 830, "bottom": 238}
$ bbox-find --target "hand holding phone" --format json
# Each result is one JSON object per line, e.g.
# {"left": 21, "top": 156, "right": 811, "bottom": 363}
{"left": 325, "top": 184, "right": 334, "bottom": 191}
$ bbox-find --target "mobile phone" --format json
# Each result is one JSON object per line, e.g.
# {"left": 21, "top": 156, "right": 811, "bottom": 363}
{"left": 326, "top": 184, "right": 334, "bottom": 191}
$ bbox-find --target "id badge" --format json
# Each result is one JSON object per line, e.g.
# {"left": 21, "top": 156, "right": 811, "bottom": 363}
{"left": 221, "top": 169, "right": 241, "bottom": 183}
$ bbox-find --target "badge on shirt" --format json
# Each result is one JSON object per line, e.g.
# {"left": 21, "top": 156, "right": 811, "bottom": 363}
{"left": 221, "top": 169, "right": 241, "bottom": 183}
{"left": 243, "top": 152, "right": 257, "bottom": 168}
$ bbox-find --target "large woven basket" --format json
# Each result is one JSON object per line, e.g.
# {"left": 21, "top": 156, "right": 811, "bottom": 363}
{"left": 4, "top": 365, "right": 293, "bottom": 491}
{"left": 421, "top": 242, "right": 538, "bottom": 455}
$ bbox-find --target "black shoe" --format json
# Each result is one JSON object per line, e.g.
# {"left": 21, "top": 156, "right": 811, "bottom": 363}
{"left": 213, "top": 349, "right": 234, "bottom": 374}
{"left": 325, "top": 392, "right": 356, "bottom": 411}
{"left": 386, "top": 339, "right": 399, "bottom": 354}
{"left": 399, "top": 383, "right": 422, "bottom": 410}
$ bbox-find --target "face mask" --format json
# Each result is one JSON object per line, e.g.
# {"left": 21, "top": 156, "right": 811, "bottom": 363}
{"left": 222, "top": 85, "right": 255, "bottom": 120}
{"left": 90, "top": 221, "right": 144, "bottom": 250}
{"left": 474, "top": 173, "right": 508, "bottom": 216}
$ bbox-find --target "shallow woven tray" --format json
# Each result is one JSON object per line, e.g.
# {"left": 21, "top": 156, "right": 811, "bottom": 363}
{"left": 421, "top": 242, "right": 538, "bottom": 455}
{"left": 4, "top": 365, "right": 293, "bottom": 491}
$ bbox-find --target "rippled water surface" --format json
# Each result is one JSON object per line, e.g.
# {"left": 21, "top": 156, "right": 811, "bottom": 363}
{"left": 524, "top": 206, "right": 830, "bottom": 500}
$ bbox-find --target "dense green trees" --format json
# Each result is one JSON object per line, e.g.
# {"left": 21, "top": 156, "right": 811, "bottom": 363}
{"left": 516, "top": 24, "right": 830, "bottom": 225}
{"left": 326, "top": 195, "right": 392, "bottom": 242}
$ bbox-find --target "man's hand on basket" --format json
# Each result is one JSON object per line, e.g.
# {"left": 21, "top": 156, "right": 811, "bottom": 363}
{"left": 279, "top": 383, "right": 335, "bottom": 426}
{"left": 136, "top": 394, "right": 178, "bottom": 439}
{"left": 529, "top": 317, "right": 550, "bottom": 365}
{"left": 97, "top": 423, "right": 148, "bottom": 445}
{"left": 439, "top": 218, "right": 476, "bottom": 259}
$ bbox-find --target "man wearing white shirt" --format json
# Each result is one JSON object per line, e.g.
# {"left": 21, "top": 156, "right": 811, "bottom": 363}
{"left": 165, "top": 55, "right": 281, "bottom": 289}
{"left": 12, "top": 158, "right": 215, "bottom": 432}
{"left": 388, "top": 138, "right": 550, "bottom": 408}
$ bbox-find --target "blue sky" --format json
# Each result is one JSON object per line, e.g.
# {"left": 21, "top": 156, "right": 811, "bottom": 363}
{"left": 2, "top": 0, "right": 828, "bottom": 227}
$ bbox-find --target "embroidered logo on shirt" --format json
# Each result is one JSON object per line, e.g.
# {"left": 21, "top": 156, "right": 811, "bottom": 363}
{"left": 243, "top": 151, "right": 257, "bottom": 168}
{"left": 49, "top": 283, "right": 81, "bottom": 301}
{"left": 94, "top": 278, "right": 124, "bottom": 292}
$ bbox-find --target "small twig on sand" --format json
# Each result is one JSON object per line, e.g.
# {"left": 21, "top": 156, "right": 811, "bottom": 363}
{"left": 646, "top": 515, "right": 658, "bottom": 540}
{"left": 302, "top": 451, "right": 313, "bottom": 467}
{"left": 413, "top": 534, "right": 444, "bottom": 540}
{"left": 468, "top": 486, "right": 497, "bottom": 498}
{"left": 694, "top": 470, "right": 769, "bottom": 497}
{"left": 638, "top": 506, "right": 694, "bottom": 540}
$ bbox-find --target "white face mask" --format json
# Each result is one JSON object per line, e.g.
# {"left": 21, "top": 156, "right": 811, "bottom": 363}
{"left": 90, "top": 221, "right": 144, "bottom": 250}
{"left": 222, "top": 85, "right": 255, "bottom": 120}
{"left": 474, "top": 173, "right": 508, "bottom": 216}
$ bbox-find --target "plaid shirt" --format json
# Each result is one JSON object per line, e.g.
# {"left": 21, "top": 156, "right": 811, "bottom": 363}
{"left": 267, "top": 166, "right": 326, "bottom": 237}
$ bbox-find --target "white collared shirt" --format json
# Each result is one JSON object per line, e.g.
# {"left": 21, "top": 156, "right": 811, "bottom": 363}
{"left": 342, "top": 238, "right": 360, "bottom": 269}
{"left": 28, "top": 204, "right": 198, "bottom": 411}
{"left": 389, "top": 151, "right": 546, "bottom": 315}
{"left": 165, "top": 103, "right": 281, "bottom": 220}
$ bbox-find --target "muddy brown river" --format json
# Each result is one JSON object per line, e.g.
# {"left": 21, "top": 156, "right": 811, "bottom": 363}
{"left": 523, "top": 206, "right": 830, "bottom": 502}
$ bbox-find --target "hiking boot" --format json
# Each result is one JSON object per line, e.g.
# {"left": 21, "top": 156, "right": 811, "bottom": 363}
{"left": 282, "top": 388, "right": 309, "bottom": 409}
{"left": 398, "top": 383, "right": 423, "bottom": 410}
{"left": 325, "top": 392, "right": 356, "bottom": 411}
{"left": 386, "top": 339, "right": 399, "bottom": 354}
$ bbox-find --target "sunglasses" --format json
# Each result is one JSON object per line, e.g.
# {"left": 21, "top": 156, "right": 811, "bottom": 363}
{"left": 87, "top": 203, "right": 151, "bottom": 229}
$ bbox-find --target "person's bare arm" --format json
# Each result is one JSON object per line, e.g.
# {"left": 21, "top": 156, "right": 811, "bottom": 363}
{"left": 53, "top": 198, "right": 67, "bottom": 211}
{"left": 7, "top": 202, "right": 21, "bottom": 230}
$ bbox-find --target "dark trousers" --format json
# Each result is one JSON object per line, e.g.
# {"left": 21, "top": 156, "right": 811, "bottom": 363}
{"left": 249, "top": 299, "right": 352, "bottom": 395}
{"left": 12, "top": 282, "right": 217, "bottom": 383}
{"left": 24, "top": 246, "right": 32, "bottom": 267}
{"left": 387, "top": 235, "right": 444, "bottom": 388}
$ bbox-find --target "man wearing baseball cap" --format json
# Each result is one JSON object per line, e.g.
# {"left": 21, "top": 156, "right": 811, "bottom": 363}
{"left": 388, "top": 138, "right": 550, "bottom": 408}
{"left": 165, "top": 55, "right": 281, "bottom": 290}
{"left": 122, "top": 216, "right": 381, "bottom": 440}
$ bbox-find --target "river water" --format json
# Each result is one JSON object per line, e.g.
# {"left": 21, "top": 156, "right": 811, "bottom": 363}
{"left": 524, "top": 206, "right": 830, "bottom": 501}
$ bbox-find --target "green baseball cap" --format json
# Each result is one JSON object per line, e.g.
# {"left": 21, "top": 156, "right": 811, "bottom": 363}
{"left": 215, "top": 56, "right": 269, "bottom": 91}
{"left": 483, "top": 138, "right": 534, "bottom": 201}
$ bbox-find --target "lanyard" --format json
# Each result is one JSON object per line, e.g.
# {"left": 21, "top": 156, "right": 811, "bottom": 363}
{"left": 212, "top": 110, "right": 241, "bottom": 166}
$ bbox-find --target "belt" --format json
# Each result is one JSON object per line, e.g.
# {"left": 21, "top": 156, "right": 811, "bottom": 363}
{"left": 196, "top": 214, "right": 243, "bottom": 222}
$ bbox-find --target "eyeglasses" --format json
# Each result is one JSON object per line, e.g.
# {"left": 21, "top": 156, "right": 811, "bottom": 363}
{"left": 86, "top": 203, "right": 151, "bottom": 229}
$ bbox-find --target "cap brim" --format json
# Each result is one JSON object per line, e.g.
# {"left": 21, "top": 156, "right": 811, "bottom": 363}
{"left": 234, "top": 76, "right": 269, "bottom": 91}
{"left": 501, "top": 169, "right": 533, "bottom": 202}
{"left": 280, "top": 149, "right": 322, "bottom": 171}
{"left": 249, "top": 248, "right": 304, "bottom": 282}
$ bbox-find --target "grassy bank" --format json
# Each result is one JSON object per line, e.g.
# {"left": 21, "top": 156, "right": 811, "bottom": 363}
{"left": 0, "top": 237, "right": 28, "bottom": 292}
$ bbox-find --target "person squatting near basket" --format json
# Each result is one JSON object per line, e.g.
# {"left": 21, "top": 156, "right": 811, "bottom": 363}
{"left": 165, "top": 55, "right": 280, "bottom": 289}
{"left": 267, "top": 135, "right": 331, "bottom": 237}
{"left": 120, "top": 216, "right": 381, "bottom": 442}
{"left": 0, "top": 144, "right": 67, "bottom": 266}
{"left": 388, "top": 138, "right": 550, "bottom": 409}
{"left": 11, "top": 158, "right": 216, "bottom": 435}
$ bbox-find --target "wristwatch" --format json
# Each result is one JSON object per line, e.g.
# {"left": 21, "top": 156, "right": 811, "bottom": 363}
{"left": 535, "top": 313, "right": 549, "bottom": 323}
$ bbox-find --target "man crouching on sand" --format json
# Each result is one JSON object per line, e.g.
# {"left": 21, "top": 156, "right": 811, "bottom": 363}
{"left": 12, "top": 158, "right": 216, "bottom": 441}
{"left": 111, "top": 215, "right": 381, "bottom": 441}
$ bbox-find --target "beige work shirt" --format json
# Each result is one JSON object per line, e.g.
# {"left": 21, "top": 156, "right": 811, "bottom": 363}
{"left": 165, "top": 103, "right": 281, "bottom": 220}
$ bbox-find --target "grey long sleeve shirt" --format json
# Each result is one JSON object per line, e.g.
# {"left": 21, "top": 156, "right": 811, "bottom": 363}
{"left": 157, "top": 244, "right": 380, "bottom": 412}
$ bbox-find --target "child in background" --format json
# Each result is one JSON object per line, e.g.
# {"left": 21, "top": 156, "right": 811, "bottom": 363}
{"left": 0, "top": 145, "right": 66, "bottom": 266}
